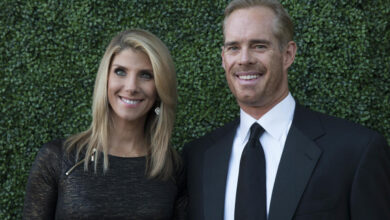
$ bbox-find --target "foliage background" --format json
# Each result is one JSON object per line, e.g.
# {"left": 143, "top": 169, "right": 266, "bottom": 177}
{"left": 1, "top": 0, "right": 389, "bottom": 218}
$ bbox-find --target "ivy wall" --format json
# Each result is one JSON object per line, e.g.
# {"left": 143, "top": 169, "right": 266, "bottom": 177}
{"left": 1, "top": 0, "right": 389, "bottom": 218}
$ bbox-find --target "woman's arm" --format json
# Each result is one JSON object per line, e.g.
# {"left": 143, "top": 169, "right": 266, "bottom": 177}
{"left": 23, "top": 140, "right": 62, "bottom": 220}
{"left": 173, "top": 152, "right": 188, "bottom": 220}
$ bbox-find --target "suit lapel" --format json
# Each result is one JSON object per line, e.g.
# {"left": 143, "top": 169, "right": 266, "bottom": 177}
{"left": 268, "top": 105, "right": 324, "bottom": 220}
{"left": 203, "top": 119, "right": 239, "bottom": 220}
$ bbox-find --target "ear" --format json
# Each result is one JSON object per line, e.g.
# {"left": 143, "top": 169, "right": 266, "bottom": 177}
{"left": 221, "top": 46, "right": 226, "bottom": 69}
{"left": 283, "top": 41, "right": 297, "bottom": 70}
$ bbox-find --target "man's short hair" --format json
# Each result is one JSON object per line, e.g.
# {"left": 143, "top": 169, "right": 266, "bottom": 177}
{"left": 223, "top": 0, "right": 294, "bottom": 49}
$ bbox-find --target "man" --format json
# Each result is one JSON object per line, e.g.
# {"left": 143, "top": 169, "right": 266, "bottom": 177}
{"left": 183, "top": 0, "right": 390, "bottom": 219}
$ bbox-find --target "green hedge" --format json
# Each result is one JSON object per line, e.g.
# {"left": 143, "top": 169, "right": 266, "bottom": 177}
{"left": 1, "top": 0, "right": 389, "bottom": 218}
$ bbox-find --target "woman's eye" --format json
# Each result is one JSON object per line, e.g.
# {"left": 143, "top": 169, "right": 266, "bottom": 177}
{"left": 140, "top": 71, "right": 153, "bottom": 79}
{"left": 114, "top": 68, "right": 126, "bottom": 76}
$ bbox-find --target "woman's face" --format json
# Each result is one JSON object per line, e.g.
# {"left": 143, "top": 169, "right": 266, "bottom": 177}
{"left": 107, "top": 48, "right": 157, "bottom": 126}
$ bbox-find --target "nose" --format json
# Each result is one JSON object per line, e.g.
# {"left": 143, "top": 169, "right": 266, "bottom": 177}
{"left": 124, "top": 74, "right": 138, "bottom": 94}
{"left": 239, "top": 48, "right": 254, "bottom": 65}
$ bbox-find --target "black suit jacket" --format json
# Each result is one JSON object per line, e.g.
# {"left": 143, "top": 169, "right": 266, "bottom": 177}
{"left": 183, "top": 104, "right": 390, "bottom": 220}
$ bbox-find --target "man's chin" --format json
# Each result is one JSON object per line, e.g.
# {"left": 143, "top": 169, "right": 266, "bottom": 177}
{"left": 237, "top": 99, "right": 263, "bottom": 108}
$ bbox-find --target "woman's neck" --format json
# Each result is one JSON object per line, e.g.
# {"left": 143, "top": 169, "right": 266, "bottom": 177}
{"left": 107, "top": 117, "right": 149, "bottom": 157}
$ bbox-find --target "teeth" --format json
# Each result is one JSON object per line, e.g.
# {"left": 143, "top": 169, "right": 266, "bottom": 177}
{"left": 121, "top": 97, "right": 140, "bottom": 104}
{"left": 238, "top": 75, "right": 259, "bottom": 80}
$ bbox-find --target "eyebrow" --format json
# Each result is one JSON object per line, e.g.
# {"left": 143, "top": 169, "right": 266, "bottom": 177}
{"left": 249, "top": 39, "right": 272, "bottom": 45}
{"left": 223, "top": 39, "right": 272, "bottom": 47}
{"left": 111, "top": 64, "right": 153, "bottom": 73}
{"left": 111, "top": 64, "right": 128, "bottom": 70}
{"left": 223, "top": 41, "right": 239, "bottom": 47}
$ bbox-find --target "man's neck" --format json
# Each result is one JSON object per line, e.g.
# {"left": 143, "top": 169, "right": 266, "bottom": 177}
{"left": 240, "top": 91, "right": 289, "bottom": 120}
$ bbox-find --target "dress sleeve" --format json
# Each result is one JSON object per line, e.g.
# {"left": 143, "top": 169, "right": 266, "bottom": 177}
{"left": 23, "top": 140, "right": 63, "bottom": 220}
{"left": 173, "top": 153, "right": 188, "bottom": 220}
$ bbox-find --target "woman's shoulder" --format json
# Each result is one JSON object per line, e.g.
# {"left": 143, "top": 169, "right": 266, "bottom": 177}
{"left": 35, "top": 138, "right": 79, "bottom": 169}
{"left": 28, "top": 139, "right": 68, "bottom": 183}
{"left": 37, "top": 139, "right": 66, "bottom": 160}
{"left": 38, "top": 139, "right": 65, "bottom": 157}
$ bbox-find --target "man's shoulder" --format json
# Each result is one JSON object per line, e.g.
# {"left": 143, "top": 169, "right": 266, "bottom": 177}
{"left": 295, "top": 104, "right": 383, "bottom": 143}
{"left": 183, "top": 118, "right": 239, "bottom": 155}
{"left": 315, "top": 107, "right": 374, "bottom": 132}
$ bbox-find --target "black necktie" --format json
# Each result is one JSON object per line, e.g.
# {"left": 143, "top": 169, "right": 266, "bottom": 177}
{"left": 235, "top": 123, "right": 266, "bottom": 220}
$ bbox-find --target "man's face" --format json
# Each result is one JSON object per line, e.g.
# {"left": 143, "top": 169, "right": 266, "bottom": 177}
{"left": 222, "top": 6, "right": 295, "bottom": 117}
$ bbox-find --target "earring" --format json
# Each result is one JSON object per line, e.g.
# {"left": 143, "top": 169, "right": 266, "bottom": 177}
{"left": 154, "top": 106, "right": 160, "bottom": 115}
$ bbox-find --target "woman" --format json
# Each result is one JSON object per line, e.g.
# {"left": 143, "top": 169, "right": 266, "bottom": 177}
{"left": 23, "top": 29, "right": 185, "bottom": 219}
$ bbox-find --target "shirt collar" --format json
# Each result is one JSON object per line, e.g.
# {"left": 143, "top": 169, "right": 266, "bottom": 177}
{"left": 237, "top": 93, "right": 296, "bottom": 144}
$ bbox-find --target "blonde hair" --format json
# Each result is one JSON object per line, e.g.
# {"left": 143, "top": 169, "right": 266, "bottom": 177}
{"left": 66, "top": 29, "right": 178, "bottom": 179}
{"left": 223, "top": 0, "right": 294, "bottom": 49}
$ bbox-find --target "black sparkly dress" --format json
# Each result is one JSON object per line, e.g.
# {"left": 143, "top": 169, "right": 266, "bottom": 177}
{"left": 23, "top": 139, "right": 186, "bottom": 220}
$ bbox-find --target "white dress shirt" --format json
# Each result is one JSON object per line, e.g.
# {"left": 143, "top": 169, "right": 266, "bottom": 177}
{"left": 224, "top": 93, "right": 296, "bottom": 220}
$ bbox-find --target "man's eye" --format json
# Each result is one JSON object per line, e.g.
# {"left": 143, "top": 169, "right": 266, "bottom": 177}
{"left": 140, "top": 71, "right": 153, "bottom": 79}
{"left": 255, "top": 44, "right": 266, "bottom": 49}
{"left": 227, "top": 46, "right": 239, "bottom": 51}
{"left": 114, "top": 68, "right": 126, "bottom": 76}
